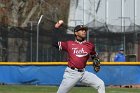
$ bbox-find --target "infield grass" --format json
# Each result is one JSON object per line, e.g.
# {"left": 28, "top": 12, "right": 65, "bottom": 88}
{"left": 0, "top": 85, "right": 140, "bottom": 93}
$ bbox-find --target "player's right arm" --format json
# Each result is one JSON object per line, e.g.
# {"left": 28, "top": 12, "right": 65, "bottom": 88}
{"left": 54, "top": 20, "right": 64, "bottom": 28}
{"left": 52, "top": 20, "right": 68, "bottom": 51}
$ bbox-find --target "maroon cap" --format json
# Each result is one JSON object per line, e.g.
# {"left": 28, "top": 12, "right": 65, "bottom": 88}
{"left": 74, "top": 25, "right": 88, "bottom": 32}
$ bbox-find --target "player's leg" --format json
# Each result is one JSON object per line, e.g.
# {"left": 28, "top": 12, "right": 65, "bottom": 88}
{"left": 80, "top": 71, "right": 105, "bottom": 93}
{"left": 57, "top": 67, "right": 84, "bottom": 93}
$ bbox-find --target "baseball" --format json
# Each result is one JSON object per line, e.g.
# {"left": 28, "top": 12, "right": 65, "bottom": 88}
{"left": 55, "top": 20, "right": 64, "bottom": 28}
{"left": 58, "top": 20, "right": 64, "bottom": 24}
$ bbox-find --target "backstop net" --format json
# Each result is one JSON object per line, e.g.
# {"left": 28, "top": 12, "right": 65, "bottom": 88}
{"left": 0, "top": 19, "right": 140, "bottom": 62}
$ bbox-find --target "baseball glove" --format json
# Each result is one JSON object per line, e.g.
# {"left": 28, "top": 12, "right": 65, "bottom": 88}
{"left": 93, "top": 58, "right": 101, "bottom": 72}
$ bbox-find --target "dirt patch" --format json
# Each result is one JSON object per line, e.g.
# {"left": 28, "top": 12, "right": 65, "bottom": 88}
{"left": 108, "top": 85, "right": 140, "bottom": 88}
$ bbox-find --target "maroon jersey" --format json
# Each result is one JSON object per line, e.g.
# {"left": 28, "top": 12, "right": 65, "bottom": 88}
{"left": 58, "top": 40, "right": 96, "bottom": 69}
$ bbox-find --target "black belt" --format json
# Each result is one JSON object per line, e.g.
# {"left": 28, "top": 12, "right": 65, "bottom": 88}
{"left": 68, "top": 66, "right": 84, "bottom": 72}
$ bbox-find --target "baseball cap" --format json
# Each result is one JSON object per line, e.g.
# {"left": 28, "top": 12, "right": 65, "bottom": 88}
{"left": 74, "top": 25, "right": 88, "bottom": 32}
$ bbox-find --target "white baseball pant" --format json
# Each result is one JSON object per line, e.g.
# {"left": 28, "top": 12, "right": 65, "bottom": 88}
{"left": 57, "top": 67, "right": 105, "bottom": 93}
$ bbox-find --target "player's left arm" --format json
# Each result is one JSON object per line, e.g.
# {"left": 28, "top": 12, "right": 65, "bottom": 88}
{"left": 90, "top": 45, "right": 101, "bottom": 72}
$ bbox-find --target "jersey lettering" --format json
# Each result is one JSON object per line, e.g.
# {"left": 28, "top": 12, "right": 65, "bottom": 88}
{"left": 72, "top": 48, "right": 88, "bottom": 57}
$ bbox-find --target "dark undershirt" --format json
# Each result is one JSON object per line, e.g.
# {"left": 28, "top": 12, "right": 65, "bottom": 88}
{"left": 52, "top": 28, "right": 85, "bottom": 48}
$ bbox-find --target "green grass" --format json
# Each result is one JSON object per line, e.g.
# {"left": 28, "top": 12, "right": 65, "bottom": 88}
{"left": 0, "top": 85, "right": 140, "bottom": 93}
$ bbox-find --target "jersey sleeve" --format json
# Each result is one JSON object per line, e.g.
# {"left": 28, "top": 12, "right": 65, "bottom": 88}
{"left": 58, "top": 41, "right": 68, "bottom": 51}
{"left": 90, "top": 43, "right": 98, "bottom": 59}
{"left": 90, "top": 44, "right": 96, "bottom": 55}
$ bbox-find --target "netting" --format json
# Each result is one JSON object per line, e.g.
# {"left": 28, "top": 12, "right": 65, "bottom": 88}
{"left": 0, "top": 19, "right": 140, "bottom": 62}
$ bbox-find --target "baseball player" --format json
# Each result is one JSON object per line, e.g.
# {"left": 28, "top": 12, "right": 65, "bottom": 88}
{"left": 53, "top": 20, "right": 105, "bottom": 93}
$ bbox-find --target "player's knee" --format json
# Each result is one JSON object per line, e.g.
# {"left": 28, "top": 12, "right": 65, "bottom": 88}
{"left": 98, "top": 80, "right": 105, "bottom": 89}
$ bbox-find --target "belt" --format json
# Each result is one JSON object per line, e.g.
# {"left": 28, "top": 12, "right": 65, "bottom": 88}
{"left": 68, "top": 66, "right": 84, "bottom": 72}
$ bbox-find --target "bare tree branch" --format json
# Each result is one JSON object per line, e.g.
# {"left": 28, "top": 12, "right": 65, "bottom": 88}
{"left": 21, "top": 3, "right": 39, "bottom": 27}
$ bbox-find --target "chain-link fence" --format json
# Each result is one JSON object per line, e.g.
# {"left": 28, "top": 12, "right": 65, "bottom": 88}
{"left": 0, "top": 19, "right": 140, "bottom": 62}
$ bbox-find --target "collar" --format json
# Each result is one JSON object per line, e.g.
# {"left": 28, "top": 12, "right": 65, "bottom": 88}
{"left": 75, "top": 40, "right": 86, "bottom": 44}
